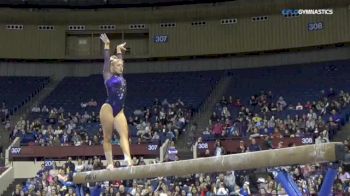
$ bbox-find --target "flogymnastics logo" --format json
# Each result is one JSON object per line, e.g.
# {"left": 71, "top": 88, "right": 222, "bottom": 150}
{"left": 282, "top": 9, "right": 333, "bottom": 16}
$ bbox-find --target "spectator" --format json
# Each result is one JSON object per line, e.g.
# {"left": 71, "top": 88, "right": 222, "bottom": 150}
{"left": 31, "top": 105, "right": 41, "bottom": 112}
{"left": 214, "top": 140, "right": 225, "bottom": 156}
{"left": 75, "top": 158, "right": 85, "bottom": 173}
{"left": 42, "top": 105, "right": 49, "bottom": 113}
{"left": 162, "top": 98, "right": 170, "bottom": 107}
{"left": 276, "top": 96, "right": 287, "bottom": 111}
{"left": 224, "top": 171, "right": 236, "bottom": 194}
{"left": 210, "top": 112, "right": 219, "bottom": 123}
{"left": 296, "top": 102, "right": 303, "bottom": 110}
{"left": 167, "top": 141, "right": 178, "bottom": 161}
{"left": 237, "top": 140, "right": 248, "bottom": 153}
{"left": 239, "top": 181, "right": 251, "bottom": 196}
{"left": 248, "top": 138, "right": 261, "bottom": 152}
{"left": 65, "top": 157, "right": 75, "bottom": 172}
{"left": 315, "top": 130, "right": 329, "bottom": 144}
{"left": 87, "top": 98, "right": 97, "bottom": 107}
{"left": 212, "top": 120, "right": 223, "bottom": 138}
{"left": 220, "top": 96, "right": 227, "bottom": 106}
{"left": 338, "top": 167, "right": 350, "bottom": 183}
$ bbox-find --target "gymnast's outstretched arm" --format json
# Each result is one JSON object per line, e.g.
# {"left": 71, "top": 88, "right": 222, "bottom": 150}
{"left": 100, "top": 33, "right": 112, "bottom": 81}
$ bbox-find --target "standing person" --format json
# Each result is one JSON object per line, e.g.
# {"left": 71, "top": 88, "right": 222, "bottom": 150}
{"left": 99, "top": 33, "right": 132, "bottom": 169}
{"left": 167, "top": 141, "right": 178, "bottom": 161}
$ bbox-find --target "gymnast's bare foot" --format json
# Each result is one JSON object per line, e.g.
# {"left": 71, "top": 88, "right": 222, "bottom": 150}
{"left": 106, "top": 164, "right": 114, "bottom": 170}
{"left": 126, "top": 158, "right": 133, "bottom": 167}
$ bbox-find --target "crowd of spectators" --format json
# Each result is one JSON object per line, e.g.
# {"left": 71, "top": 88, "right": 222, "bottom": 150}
{"left": 204, "top": 88, "right": 350, "bottom": 143}
{"left": 10, "top": 139, "right": 350, "bottom": 195}
{"left": 9, "top": 98, "right": 191, "bottom": 147}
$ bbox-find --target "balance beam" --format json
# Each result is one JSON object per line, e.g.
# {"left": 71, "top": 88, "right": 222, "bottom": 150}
{"left": 73, "top": 142, "right": 345, "bottom": 184}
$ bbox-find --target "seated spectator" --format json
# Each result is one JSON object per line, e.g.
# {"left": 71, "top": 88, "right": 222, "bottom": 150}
{"left": 250, "top": 96, "right": 258, "bottom": 108}
{"left": 315, "top": 130, "right": 329, "bottom": 144}
{"left": 71, "top": 131, "right": 82, "bottom": 146}
{"left": 210, "top": 112, "right": 219, "bottom": 123}
{"left": 237, "top": 140, "right": 248, "bottom": 153}
{"left": 201, "top": 127, "right": 210, "bottom": 136}
{"left": 339, "top": 166, "right": 350, "bottom": 183}
{"left": 162, "top": 98, "right": 170, "bottom": 107}
{"left": 60, "top": 132, "right": 70, "bottom": 146}
{"left": 221, "top": 106, "right": 231, "bottom": 119}
{"left": 252, "top": 114, "right": 262, "bottom": 124}
{"left": 75, "top": 158, "right": 85, "bottom": 173}
{"left": 220, "top": 96, "right": 228, "bottom": 106}
{"left": 249, "top": 128, "right": 260, "bottom": 139}
{"left": 233, "top": 98, "right": 242, "bottom": 108}
{"left": 296, "top": 102, "right": 303, "bottom": 110}
{"left": 261, "top": 135, "right": 273, "bottom": 150}
{"left": 239, "top": 181, "right": 251, "bottom": 196}
{"left": 276, "top": 96, "right": 287, "bottom": 111}
{"left": 276, "top": 141, "right": 284, "bottom": 149}
{"left": 87, "top": 98, "right": 97, "bottom": 107}
{"left": 166, "top": 129, "right": 176, "bottom": 141}
{"left": 57, "top": 169, "right": 68, "bottom": 184}
{"left": 248, "top": 138, "right": 261, "bottom": 152}
{"left": 216, "top": 182, "right": 229, "bottom": 195}
{"left": 80, "top": 102, "right": 87, "bottom": 108}
{"left": 31, "top": 105, "right": 41, "bottom": 112}
{"left": 152, "top": 131, "right": 160, "bottom": 140}
{"left": 331, "top": 109, "right": 341, "bottom": 124}
{"left": 42, "top": 105, "right": 49, "bottom": 113}
{"left": 212, "top": 120, "right": 223, "bottom": 138}
{"left": 141, "top": 131, "right": 152, "bottom": 141}
{"left": 272, "top": 128, "right": 283, "bottom": 139}
{"left": 81, "top": 111, "right": 91, "bottom": 123}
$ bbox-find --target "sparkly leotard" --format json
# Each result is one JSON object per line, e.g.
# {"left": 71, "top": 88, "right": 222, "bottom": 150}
{"left": 103, "top": 49, "right": 126, "bottom": 116}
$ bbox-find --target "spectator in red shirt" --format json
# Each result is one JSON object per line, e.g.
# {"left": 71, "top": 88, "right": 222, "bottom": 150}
{"left": 233, "top": 99, "right": 242, "bottom": 108}
{"left": 212, "top": 120, "right": 224, "bottom": 138}
{"left": 272, "top": 128, "right": 282, "bottom": 139}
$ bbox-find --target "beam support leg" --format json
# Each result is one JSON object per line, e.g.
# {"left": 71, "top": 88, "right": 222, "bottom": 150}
{"left": 318, "top": 163, "right": 338, "bottom": 196}
{"left": 273, "top": 169, "right": 302, "bottom": 196}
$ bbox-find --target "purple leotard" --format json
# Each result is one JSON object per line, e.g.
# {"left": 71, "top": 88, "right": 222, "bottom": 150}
{"left": 103, "top": 49, "right": 126, "bottom": 116}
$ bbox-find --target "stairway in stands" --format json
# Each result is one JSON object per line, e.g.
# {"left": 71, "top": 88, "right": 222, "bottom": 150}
{"left": 176, "top": 74, "right": 233, "bottom": 159}
{"left": 0, "top": 78, "right": 62, "bottom": 161}
{"left": 2, "top": 178, "right": 26, "bottom": 195}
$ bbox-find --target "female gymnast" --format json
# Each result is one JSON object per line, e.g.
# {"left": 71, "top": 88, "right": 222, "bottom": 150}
{"left": 99, "top": 33, "right": 132, "bottom": 169}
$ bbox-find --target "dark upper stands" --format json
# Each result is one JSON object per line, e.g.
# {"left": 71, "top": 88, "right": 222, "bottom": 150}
{"left": 0, "top": 76, "right": 49, "bottom": 119}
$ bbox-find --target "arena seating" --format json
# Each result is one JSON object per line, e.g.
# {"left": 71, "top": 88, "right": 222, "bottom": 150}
{"left": 39, "top": 71, "right": 223, "bottom": 115}
{"left": 225, "top": 61, "right": 350, "bottom": 119}
{"left": 203, "top": 60, "right": 350, "bottom": 141}
{"left": 0, "top": 76, "right": 49, "bottom": 117}
{"left": 21, "top": 71, "right": 223, "bottom": 145}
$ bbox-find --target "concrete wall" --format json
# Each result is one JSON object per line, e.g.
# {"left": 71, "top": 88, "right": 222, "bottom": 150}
{"left": 0, "top": 46, "right": 349, "bottom": 79}
{"left": 0, "top": 167, "right": 14, "bottom": 195}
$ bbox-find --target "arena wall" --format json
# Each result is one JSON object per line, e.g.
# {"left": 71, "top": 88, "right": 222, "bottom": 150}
{"left": 0, "top": 167, "right": 14, "bottom": 194}
{"left": 0, "top": 46, "right": 348, "bottom": 78}
{"left": 0, "top": 3, "right": 348, "bottom": 59}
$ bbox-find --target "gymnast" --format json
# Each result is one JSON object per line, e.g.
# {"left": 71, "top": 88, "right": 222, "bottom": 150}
{"left": 99, "top": 33, "right": 132, "bottom": 169}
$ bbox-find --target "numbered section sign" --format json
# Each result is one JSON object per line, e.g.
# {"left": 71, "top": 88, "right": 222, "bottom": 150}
{"left": 308, "top": 22, "right": 323, "bottom": 31}
{"left": 154, "top": 35, "right": 168, "bottom": 43}
{"left": 147, "top": 144, "right": 158, "bottom": 151}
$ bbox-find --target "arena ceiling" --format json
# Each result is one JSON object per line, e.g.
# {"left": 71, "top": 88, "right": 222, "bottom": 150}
{"left": 0, "top": 0, "right": 235, "bottom": 8}
{"left": 0, "top": 0, "right": 348, "bottom": 8}
{"left": 0, "top": 0, "right": 347, "bottom": 24}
